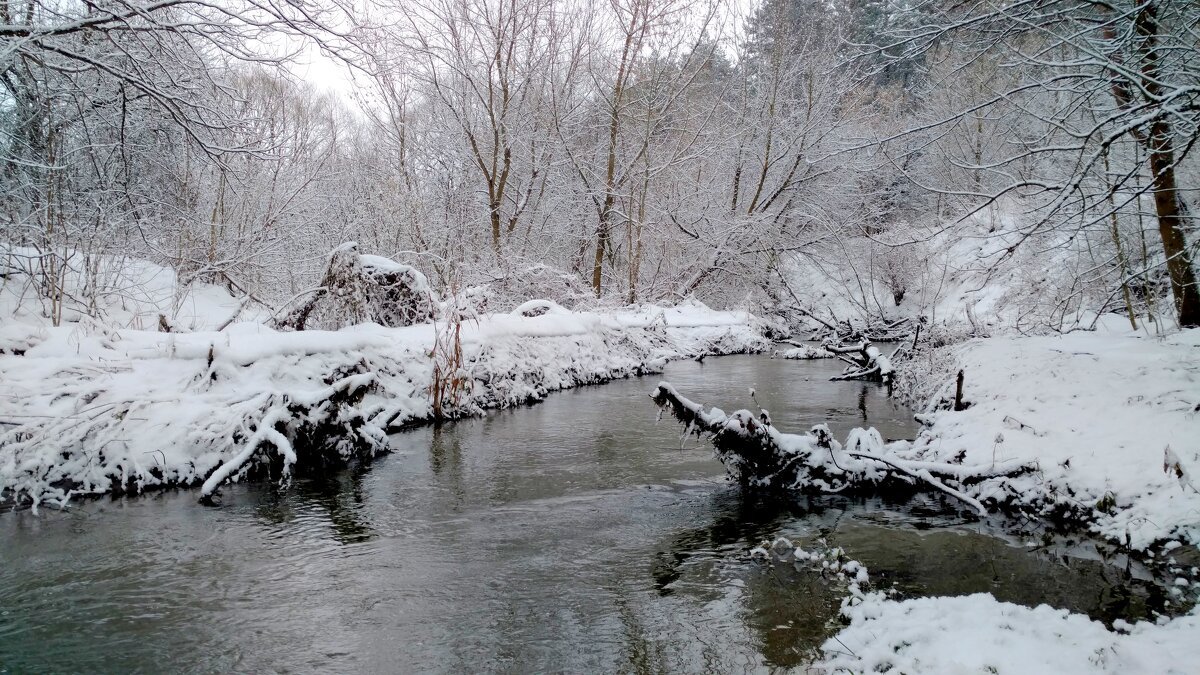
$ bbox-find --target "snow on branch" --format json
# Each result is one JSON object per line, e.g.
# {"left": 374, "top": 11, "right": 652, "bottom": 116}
{"left": 650, "top": 382, "right": 1036, "bottom": 515}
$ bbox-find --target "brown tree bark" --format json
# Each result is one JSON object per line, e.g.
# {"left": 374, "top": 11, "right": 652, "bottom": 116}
{"left": 1133, "top": 0, "right": 1200, "bottom": 326}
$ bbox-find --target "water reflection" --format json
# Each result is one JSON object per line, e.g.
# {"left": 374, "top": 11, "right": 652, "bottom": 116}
{"left": 255, "top": 466, "right": 375, "bottom": 544}
{"left": 651, "top": 491, "right": 800, "bottom": 597}
{"left": 429, "top": 423, "right": 468, "bottom": 511}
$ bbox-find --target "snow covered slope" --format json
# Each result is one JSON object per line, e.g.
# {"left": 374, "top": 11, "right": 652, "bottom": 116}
{"left": 912, "top": 328, "right": 1200, "bottom": 549}
{"left": 779, "top": 203, "right": 1138, "bottom": 335}
{"left": 1, "top": 246, "right": 253, "bottom": 334}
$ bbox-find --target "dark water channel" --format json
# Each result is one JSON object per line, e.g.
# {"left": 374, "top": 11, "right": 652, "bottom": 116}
{"left": 0, "top": 355, "right": 1175, "bottom": 673}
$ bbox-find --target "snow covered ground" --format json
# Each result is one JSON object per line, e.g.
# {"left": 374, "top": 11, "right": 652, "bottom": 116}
{"left": 910, "top": 327, "right": 1200, "bottom": 550}
{"left": 809, "top": 325, "right": 1200, "bottom": 674}
{"left": 819, "top": 592, "right": 1200, "bottom": 674}
{"left": 0, "top": 296, "right": 767, "bottom": 509}
{"left": 0, "top": 246, "right": 258, "bottom": 334}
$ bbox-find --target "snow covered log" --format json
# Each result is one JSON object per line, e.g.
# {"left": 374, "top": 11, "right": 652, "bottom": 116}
{"left": 650, "top": 382, "right": 1035, "bottom": 515}
{"left": 824, "top": 340, "right": 896, "bottom": 383}
{"left": 776, "top": 342, "right": 835, "bottom": 360}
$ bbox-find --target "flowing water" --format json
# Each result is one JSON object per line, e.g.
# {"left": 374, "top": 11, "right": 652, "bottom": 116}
{"left": 0, "top": 355, "right": 1175, "bottom": 673}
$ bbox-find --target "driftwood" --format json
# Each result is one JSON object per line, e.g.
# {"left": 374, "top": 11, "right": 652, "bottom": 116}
{"left": 651, "top": 382, "right": 1036, "bottom": 516}
{"left": 823, "top": 339, "right": 896, "bottom": 384}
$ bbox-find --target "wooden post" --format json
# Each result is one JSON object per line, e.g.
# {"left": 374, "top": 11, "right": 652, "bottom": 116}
{"left": 954, "top": 370, "right": 965, "bottom": 411}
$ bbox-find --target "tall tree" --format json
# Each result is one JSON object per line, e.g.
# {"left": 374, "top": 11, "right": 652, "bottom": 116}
{"left": 868, "top": 0, "right": 1200, "bottom": 326}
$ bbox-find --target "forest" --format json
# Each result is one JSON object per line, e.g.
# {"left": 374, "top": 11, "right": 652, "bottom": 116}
{"left": 2, "top": 0, "right": 1199, "bottom": 672}
{"left": 3, "top": 0, "right": 1196, "bottom": 331}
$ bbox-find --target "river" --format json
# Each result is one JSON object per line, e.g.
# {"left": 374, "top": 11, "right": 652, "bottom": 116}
{"left": 0, "top": 355, "right": 1172, "bottom": 673}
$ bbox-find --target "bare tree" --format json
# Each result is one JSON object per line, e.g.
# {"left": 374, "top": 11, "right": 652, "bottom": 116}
{"left": 865, "top": 0, "right": 1200, "bottom": 326}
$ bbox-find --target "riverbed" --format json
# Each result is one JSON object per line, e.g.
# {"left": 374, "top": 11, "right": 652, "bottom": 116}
{"left": 0, "top": 355, "right": 1175, "bottom": 673}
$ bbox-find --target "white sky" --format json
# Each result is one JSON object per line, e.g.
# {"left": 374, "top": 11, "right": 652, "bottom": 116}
{"left": 283, "top": 0, "right": 756, "bottom": 100}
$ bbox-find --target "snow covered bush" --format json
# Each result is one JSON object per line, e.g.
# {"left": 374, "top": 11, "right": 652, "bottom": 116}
{"left": 461, "top": 263, "right": 594, "bottom": 314}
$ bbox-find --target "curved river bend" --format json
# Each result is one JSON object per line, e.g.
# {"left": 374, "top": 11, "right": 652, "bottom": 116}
{"left": 0, "top": 355, "right": 1172, "bottom": 673}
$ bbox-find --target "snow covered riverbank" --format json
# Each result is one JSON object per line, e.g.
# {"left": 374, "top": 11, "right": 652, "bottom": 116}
{"left": 807, "top": 327, "right": 1200, "bottom": 673}
{"left": 909, "top": 328, "right": 1200, "bottom": 550}
{"left": 656, "top": 328, "right": 1200, "bottom": 545}
{"left": 819, "top": 591, "right": 1200, "bottom": 674}
{"left": 0, "top": 303, "right": 767, "bottom": 509}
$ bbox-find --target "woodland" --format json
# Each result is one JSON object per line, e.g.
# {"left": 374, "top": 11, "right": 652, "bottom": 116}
{"left": 3, "top": 0, "right": 1197, "bottom": 333}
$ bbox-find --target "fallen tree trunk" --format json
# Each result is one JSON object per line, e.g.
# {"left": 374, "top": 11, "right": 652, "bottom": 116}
{"left": 650, "top": 382, "right": 1036, "bottom": 515}
{"left": 824, "top": 340, "right": 895, "bottom": 384}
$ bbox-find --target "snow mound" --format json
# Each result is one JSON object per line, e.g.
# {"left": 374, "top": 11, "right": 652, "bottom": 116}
{"left": 276, "top": 243, "right": 438, "bottom": 330}
{"left": 512, "top": 299, "right": 570, "bottom": 317}
{"left": 818, "top": 592, "right": 1200, "bottom": 675}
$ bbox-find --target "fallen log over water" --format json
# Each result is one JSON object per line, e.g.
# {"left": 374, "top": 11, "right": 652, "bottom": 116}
{"left": 823, "top": 340, "right": 896, "bottom": 383}
{"left": 650, "top": 382, "right": 1036, "bottom": 516}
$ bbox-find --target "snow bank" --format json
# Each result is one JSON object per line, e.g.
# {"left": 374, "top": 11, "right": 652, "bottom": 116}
{"left": 818, "top": 592, "right": 1200, "bottom": 674}
{"left": 0, "top": 302, "right": 767, "bottom": 509}
{"left": 1, "top": 245, "right": 254, "bottom": 332}
{"left": 912, "top": 329, "right": 1200, "bottom": 550}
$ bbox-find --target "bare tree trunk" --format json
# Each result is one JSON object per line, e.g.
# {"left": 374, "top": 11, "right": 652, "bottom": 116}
{"left": 592, "top": 0, "right": 646, "bottom": 296}
{"left": 1134, "top": 0, "right": 1200, "bottom": 326}
{"left": 1102, "top": 147, "right": 1138, "bottom": 330}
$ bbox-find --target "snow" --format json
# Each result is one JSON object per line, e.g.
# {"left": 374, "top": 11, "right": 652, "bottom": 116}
{"left": 911, "top": 328, "right": 1200, "bottom": 550}
{"left": 1, "top": 245, "right": 257, "bottom": 333}
{"left": 817, "top": 593, "right": 1200, "bottom": 674}
{"left": 0, "top": 296, "right": 767, "bottom": 508}
{"left": 803, "top": 326, "right": 1200, "bottom": 674}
